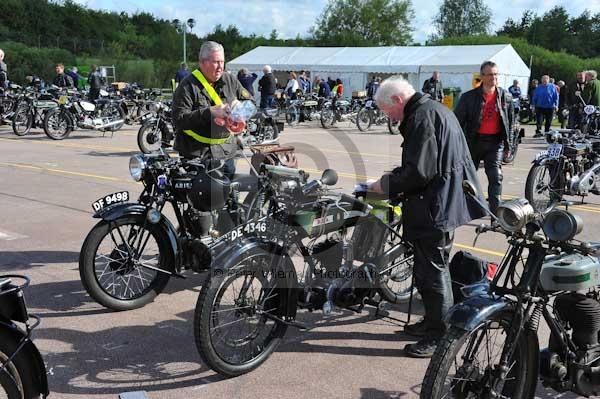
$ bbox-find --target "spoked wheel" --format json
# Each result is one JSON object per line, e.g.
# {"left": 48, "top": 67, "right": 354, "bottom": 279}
{"left": 43, "top": 108, "right": 71, "bottom": 140}
{"left": 11, "top": 104, "right": 32, "bottom": 136}
{"left": 101, "top": 103, "right": 125, "bottom": 131}
{"left": 79, "top": 216, "right": 171, "bottom": 311}
{"left": 194, "top": 250, "right": 289, "bottom": 377}
{"left": 137, "top": 122, "right": 163, "bottom": 153}
{"left": 388, "top": 118, "right": 400, "bottom": 135}
{"left": 257, "top": 120, "right": 279, "bottom": 142}
{"left": 356, "top": 108, "right": 373, "bottom": 132}
{"left": 0, "top": 330, "right": 42, "bottom": 399}
{"left": 421, "top": 311, "right": 538, "bottom": 399}
{"left": 525, "top": 162, "right": 564, "bottom": 212}
{"left": 377, "top": 219, "right": 415, "bottom": 303}
{"left": 285, "top": 106, "right": 299, "bottom": 126}
{"left": 320, "top": 106, "right": 336, "bottom": 129}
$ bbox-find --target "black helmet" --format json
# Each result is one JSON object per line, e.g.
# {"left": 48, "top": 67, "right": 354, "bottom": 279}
{"left": 187, "top": 168, "right": 231, "bottom": 211}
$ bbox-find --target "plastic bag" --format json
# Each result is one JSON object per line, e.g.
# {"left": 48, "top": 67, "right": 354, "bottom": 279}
{"left": 215, "top": 100, "right": 257, "bottom": 133}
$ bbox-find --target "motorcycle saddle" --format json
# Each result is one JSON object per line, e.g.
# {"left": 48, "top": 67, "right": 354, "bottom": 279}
{"left": 231, "top": 173, "right": 259, "bottom": 192}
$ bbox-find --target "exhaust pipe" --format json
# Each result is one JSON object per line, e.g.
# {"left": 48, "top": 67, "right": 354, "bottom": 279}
{"left": 93, "top": 118, "right": 124, "bottom": 130}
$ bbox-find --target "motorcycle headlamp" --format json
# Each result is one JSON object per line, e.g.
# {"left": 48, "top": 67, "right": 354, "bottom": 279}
{"left": 546, "top": 131, "right": 562, "bottom": 144}
{"left": 129, "top": 154, "right": 147, "bottom": 182}
{"left": 496, "top": 198, "right": 535, "bottom": 232}
{"left": 584, "top": 105, "right": 596, "bottom": 115}
{"left": 542, "top": 209, "right": 583, "bottom": 242}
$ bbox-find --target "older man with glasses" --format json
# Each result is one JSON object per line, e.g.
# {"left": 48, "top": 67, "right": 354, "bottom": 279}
{"left": 455, "top": 61, "right": 514, "bottom": 215}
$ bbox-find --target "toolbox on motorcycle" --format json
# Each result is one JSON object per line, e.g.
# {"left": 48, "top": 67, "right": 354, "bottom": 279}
{"left": 449, "top": 251, "right": 497, "bottom": 304}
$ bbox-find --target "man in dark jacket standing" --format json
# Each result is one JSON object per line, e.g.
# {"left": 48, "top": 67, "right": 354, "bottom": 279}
{"left": 422, "top": 71, "right": 443, "bottom": 102}
{"left": 455, "top": 61, "right": 514, "bottom": 215}
{"left": 237, "top": 68, "right": 258, "bottom": 97}
{"left": 174, "top": 63, "right": 190, "bottom": 87}
{"left": 368, "top": 76, "right": 485, "bottom": 358}
{"left": 258, "top": 65, "right": 276, "bottom": 109}
{"left": 53, "top": 64, "right": 74, "bottom": 88}
{"left": 172, "top": 41, "right": 253, "bottom": 178}
{"left": 567, "top": 71, "right": 586, "bottom": 129}
{"left": 87, "top": 65, "right": 104, "bottom": 100}
{"left": 0, "top": 49, "right": 8, "bottom": 91}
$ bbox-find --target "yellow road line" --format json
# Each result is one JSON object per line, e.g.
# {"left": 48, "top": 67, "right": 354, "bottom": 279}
{"left": 0, "top": 136, "right": 134, "bottom": 153}
{"left": 454, "top": 243, "right": 505, "bottom": 258}
{"left": 0, "top": 161, "right": 135, "bottom": 184}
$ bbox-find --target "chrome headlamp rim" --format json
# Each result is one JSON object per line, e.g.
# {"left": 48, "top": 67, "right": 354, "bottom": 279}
{"left": 542, "top": 209, "right": 583, "bottom": 242}
{"left": 496, "top": 198, "right": 536, "bottom": 232}
{"left": 129, "top": 154, "right": 147, "bottom": 182}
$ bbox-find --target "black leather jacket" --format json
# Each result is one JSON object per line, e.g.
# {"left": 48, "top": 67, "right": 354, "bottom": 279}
{"left": 454, "top": 86, "right": 514, "bottom": 150}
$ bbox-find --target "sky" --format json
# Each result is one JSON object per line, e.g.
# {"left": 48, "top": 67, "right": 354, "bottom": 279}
{"left": 72, "top": 0, "right": 600, "bottom": 44}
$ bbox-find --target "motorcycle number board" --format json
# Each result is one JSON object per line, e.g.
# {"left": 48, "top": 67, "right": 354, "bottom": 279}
{"left": 547, "top": 144, "right": 563, "bottom": 159}
{"left": 92, "top": 191, "right": 129, "bottom": 212}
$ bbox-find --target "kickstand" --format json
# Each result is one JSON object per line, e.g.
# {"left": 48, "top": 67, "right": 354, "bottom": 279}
{"left": 375, "top": 272, "right": 416, "bottom": 326}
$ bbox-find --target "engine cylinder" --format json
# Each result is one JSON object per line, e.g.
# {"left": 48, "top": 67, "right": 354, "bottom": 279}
{"left": 555, "top": 292, "right": 600, "bottom": 347}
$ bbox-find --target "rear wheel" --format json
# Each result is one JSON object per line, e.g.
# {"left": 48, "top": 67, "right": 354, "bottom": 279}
{"left": 421, "top": 311, "right": 538, "bottom": 399}
{"left": 356, "top": 108, "right": 373, "bottom": 132}
{"left": 377, "top": 220, "right": 415, "bottom": 304}
{"left": 320, "top": 105, "right": 336, "bottom": 129}
{"left": 285, "top": 106, "right": 299, "bottom": 126}
{"left": 11, "top": 103, "right": 32, "bottom": 136}
{"left": 43, "top": 108, "right": 72, "bottom": 140}
{"left": 525, "top": 162, "right": 564, "bottom": 212}
{"left": 79, "top": 215, "right": 171, "bottom": 311}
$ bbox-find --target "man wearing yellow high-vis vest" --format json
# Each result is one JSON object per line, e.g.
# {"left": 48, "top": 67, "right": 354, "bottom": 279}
{"left": 172, "top": 41, "right": 253, "bottom": 178}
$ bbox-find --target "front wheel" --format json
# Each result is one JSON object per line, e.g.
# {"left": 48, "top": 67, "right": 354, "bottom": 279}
{"left": 43, "top": 108, "right": 72, "bottom": 140}
{"left": 137, "top": 122, "right": 164, "bottom": 153}
{"left": 194, "top": 248, "right": 290, "bottom": 377}
{"left": 79, "top": 215, "right": 171, "bottom": 311}
{"left": 388, "top": 118, "right": 400, "bottom": 135}
{"left": 257, "top": 119, "right": 279, "bottom": 142}
{"left": 320, "top": 105, "right": 336, "bottom": 129}
{"left": 525, "top": 162, "right": 564, "bottom": 211}
{"left": 356, "top": 108, "right": 373, "bottom": 132}
{"left": 421, "top": 311, "right": 538, "bottom": 399}
{"left": 285, "top": 105, "right": 299, "bottom": 126}
{"left": 11, "top": 103, "right": 33, "bottom": 136}
{"left": 502, "top": 128, "right": 522, "bottom": 164}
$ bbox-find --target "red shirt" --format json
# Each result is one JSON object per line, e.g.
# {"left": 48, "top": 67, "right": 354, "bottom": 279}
{"left": 478, "top": 90, "right": 501, "bottom": 135}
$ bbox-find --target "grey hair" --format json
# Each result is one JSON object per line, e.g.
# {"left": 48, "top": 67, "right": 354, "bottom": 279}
{"left": 263, "top": 65, "right": 272, "bottom": 73}
{"left": 480, "top": 61, "right": 497, "bottom": 73}
{"left": 587, "top": 70, "right": 598, "bottom": 80}
{"left": 374, "top": 76, "right": 416, "bottom": 107}
{"left": 0, "top": 49, "right": 4, "bottom": 58}
{"left": 199, "top": 41, "right": 224, "bottom": 61}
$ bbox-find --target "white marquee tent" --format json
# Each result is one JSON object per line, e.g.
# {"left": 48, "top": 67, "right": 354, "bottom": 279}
{"left": 227, "top": 44, "right": 530, "bottom": 100}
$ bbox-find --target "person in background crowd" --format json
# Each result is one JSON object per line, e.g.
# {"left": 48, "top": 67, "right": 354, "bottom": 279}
{"left": 567, "top": 71, "right": 587, "bottom": 129}
{"left": 557, "top": 80, "right": 567, "bottom": 128}
{"left": 53, "top": 63, "right": 74, "bottom": 88}
{"left": 455, "top": 61, "right": 514, "bottom": 216}
{"left": 315, "top": 76, "right": 331, "bottom": 98}
{"left": 285, "top": 71, "right": 299, "bottom": 100}
{"left": 550, "top": 77, "right": 560, "bottom": 94}
{"left": 0, "top": 49, "right": 7, "bottom": 91}
{"left": 87, "top": 65, "right": 104, "bottom": 101}
{"left": 583, "top": 70, "right": 600, "bottom": 106}
{"left": 532, "top": 75, "right": 558, "bottom": 137}
{"left": 175, "top": 63, "right": 190, "bottom": 88}
{"left": 25, "top": 75, "right": 45, "bottom": 89}
{"left": 297, "top": 70, "right": 310, "bottom": 94}
{"left": 508, "top": 79, "right": 521, "bottom": 113}
{"left": 327, "top": 77, "right": 336, "bottom": 92}
{"left": 66, "top": 67, "right": 80, "bottom": 90}
{"left": 368, "top": 76, "right": 485, "bottom": 358}
{"left": 528, "top": 79, "right": 538, "bottom": 100}
{"left": 422, "top": 71, "right": 443, "bottom": 102}
{"left": 237, "top": 68, "right": 258, "bottom": 97}
{"left": 258, "top": 65, "right": 276, "bottom": 109}
{"left": 332, "top": 78, "right": 344, "bottom": 98}
{"left": 366, "top": 76, "right": 380, "bottom": 98}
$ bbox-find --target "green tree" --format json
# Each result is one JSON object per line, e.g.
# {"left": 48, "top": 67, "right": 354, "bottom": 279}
{"left": 310, "top": 0, "right": 414, "bottom": 46}
{"left": 433, "top": 0, "right": 492, "bottom": 39}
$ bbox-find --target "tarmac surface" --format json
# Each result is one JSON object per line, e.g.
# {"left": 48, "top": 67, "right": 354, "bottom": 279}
{"left": 0, "top": 119, "right": 597, "bottom": 398}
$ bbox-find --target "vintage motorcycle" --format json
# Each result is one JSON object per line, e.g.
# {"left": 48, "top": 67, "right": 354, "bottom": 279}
{"left": 193, "top": 166, "right": 415, "bottom": 377}
{"left": 525, "top": 128, "right": 600, "bottom": 211}
{"left": 137, "top": 100, "right": 173, "bottom": 154}
{"left": 502, "top": 111, "right": 525, "bottom": 164}
{"left": 320, "top": 98, "right": 363, "bottom": 129}
{"left": 11, "top": 87, "right": 59, "bottom": 136}
{"left": 519, "top": 96, "right": 534, "bottom": 124}
{"left": 0, "top": 84, "right": 22, "bottom": 124}
{"left": 0, "top": 275, "right": 49, "bottom": 398}
{"left": 79, "top": 144, "right": 298, "bottom": 311}
{"left": 421, "top": 181, "right": 600, "bottom": 399}
{"left": 356, "top": 98, "right": 388, "bottom": 132}
{"left": 285, "top": 93, "right": 321, "bottom": 126}
{"left": 43, "top": 88, "right": 125, "bottom": 140}
{"left": 243, "top": 108, "right": 280, "bottom": 145}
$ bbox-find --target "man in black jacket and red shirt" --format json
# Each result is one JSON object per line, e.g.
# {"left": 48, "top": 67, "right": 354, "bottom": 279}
{"left": 368, "top": 76, "right": 485, "bottom": 357}
{"left": 454, "top": 61, "right": 514, "bottom": 216}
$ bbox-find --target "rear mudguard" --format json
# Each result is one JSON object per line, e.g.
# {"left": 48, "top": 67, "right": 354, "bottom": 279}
{"left": 92, "top": 202, "right": 180, "bottom": 273}
{"left": 211, "top": 237, "right": 299, "bottom": 319}
{"left": 445, "top": 294, "right": 512, "bottom": 332}
{"left": 0, "top": 320, "right": 49, "bottom": 398}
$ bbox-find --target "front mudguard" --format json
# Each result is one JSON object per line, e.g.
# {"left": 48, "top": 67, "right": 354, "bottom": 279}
{"left": 445, "top": 294, "right": 512, "bottom": 332}
{"left": 210, "top": 237, "right": 299, "bottom": 320}
{"left": 92, "top": 202, "right": 180, "bottom": 273}
{"left": 0, "top": 319, "right": 49, "bottom": 398}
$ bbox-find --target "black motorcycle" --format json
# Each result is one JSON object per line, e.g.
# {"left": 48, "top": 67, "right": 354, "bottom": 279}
{"left": 285, "top": 93, "right": 321, "bottom": 126}
{"left": 356, "top": 98, "right": 388, "bottom": 132}
{"left": 0, "top": 84, "right": 22, "bottom": 125}
{"left": 0, "top": 275, "right": 49, "bottom": 398}
{"left": 519, "top": 96, "right": 534, "bottom": 124}
{"left": 421, "top": 182, "right": 600, "bottom": 398}
{"left": 502, "top": 104, "right": 525, "bottom": 164}
{"left": 137, "top": 100, "right": 173, "bottom": 154}
{"left": 320, "top": 97, "right": 363, "bottom": 129}
{"left": 78, "top": 147, "right": 294, "bottom": 311}
{"left": 12, "top": 88, "right": 59, "bottom": 136}
{"left": 525, "top": 129, "right": 600, "bottom": 211}
{"left": 193, "top": 166, "right": 414, "bottom": 377}
{"left": 244, "top": 108, "right": 280, "bottom": 144}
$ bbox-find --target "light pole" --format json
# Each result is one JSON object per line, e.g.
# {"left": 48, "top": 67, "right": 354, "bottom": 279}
{"left": 172, "top": 18, "right": 196, "bottom": 64}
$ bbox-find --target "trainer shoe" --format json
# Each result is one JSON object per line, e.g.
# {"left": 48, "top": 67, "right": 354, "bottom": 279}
{"left": 403, "top": 319, "right": 427, "bottom": 337}
{"left": 404, "top": 338, "right": 440, "bottom": 358}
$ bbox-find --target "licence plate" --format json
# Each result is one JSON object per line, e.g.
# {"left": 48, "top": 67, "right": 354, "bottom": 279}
{"left": 92, "top": 191, "right": 129, "bottom": 212}
{"left": 547, "top": 144, "right": 563, "bottom": 159}
{"left": 365, "top": 100, "right": 373, "bottom": 107}
{"left": 224, "top": 221, "right": 267, "bottom": 241}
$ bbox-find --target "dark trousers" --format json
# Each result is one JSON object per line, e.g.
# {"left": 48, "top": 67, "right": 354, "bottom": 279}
{"left": 568, "top": 108, "right": 583, "bottom": 129}
{"left": 536, "top": 107, "right": 554, "bottom": 133}
{"left": 412, "top": 231, "right": 454, "bottom": 338}
{"left": 89, "top": 88, "right": 100, "bottom": 101}
{"left": 472, "top": 135, "right": 503, "bottom": 215}
{"left": 260, "top": 95, "right": 274, "bottom": 109}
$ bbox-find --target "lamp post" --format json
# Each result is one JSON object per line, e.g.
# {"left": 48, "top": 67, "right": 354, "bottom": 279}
{"left": 172, "top": 18, "right": 196, "bottom": 64}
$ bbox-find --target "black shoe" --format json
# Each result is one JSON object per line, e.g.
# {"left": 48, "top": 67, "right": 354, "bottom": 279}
{"left": 404, "top": 338, "right": 439, "bottom": 358}
{"left": 403, "top": 319, "right": 427, "bottom": 337}
{"left": 533, "top": 132, "right": 543, "bottom": 138}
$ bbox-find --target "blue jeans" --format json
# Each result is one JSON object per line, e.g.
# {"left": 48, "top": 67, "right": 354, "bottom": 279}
{"left": 260, "top": 95, "right": 274, "bottom": 109}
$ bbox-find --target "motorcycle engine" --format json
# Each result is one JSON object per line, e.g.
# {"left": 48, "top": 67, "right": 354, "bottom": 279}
{"left": 312, "top": 238, "right": 343, "bottom": 275}
{"left": 555, "top": 292, "right": 600, "bottom": 348}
